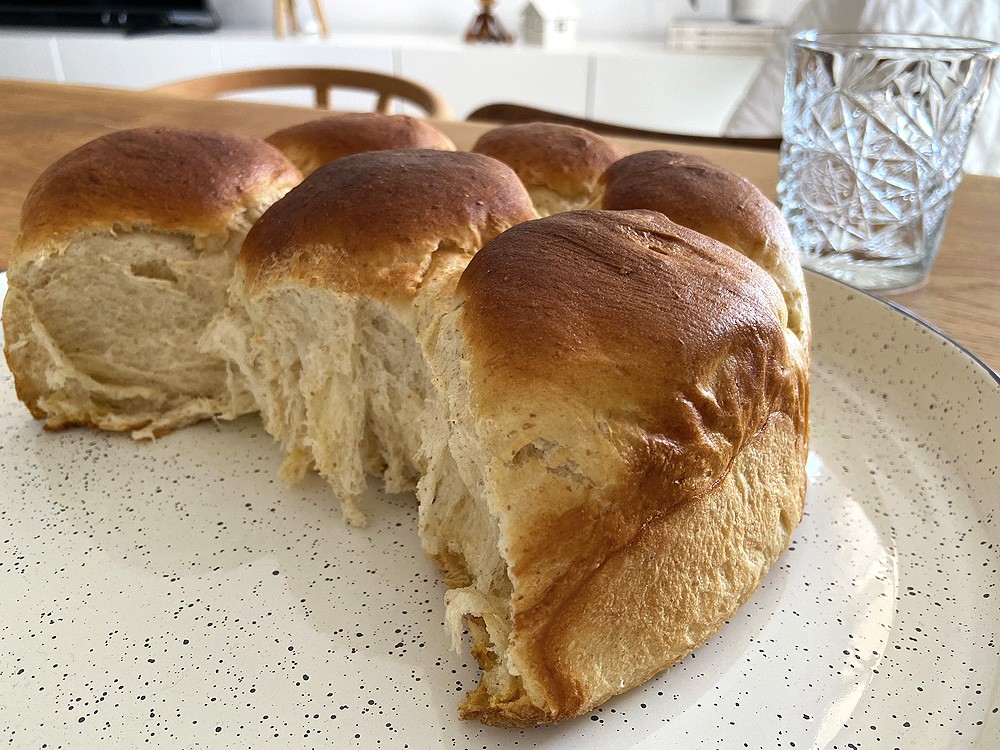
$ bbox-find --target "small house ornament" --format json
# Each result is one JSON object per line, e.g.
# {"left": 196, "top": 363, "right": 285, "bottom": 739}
{"left": 521, "top": 0, "right": 580, "bottom": 49}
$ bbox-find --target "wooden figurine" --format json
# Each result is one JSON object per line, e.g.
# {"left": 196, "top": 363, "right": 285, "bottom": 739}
{"left": 274, "top": 0, "right": 330, "bottom": 39}
{"left": 465, "top": 0, "right": 514, "bottom": 44}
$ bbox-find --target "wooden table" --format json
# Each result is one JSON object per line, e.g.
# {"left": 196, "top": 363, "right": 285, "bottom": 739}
{"left": 2, "top": 79, "right": 998, "bottom": 372}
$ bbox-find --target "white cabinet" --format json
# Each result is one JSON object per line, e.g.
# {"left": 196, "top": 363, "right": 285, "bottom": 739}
{"left": 0, "top": 29, "right": 765, "bottom": 136}
{"left": 400, "top": 43, "right": 591, "bottom": 118}
{"left": 0, "top": 32, "right": 61, "bottom": 82}
{"left": 57, "top": 32, "right": 219, "bottom": 88}
{"left": 592, "top": 51, "right": 765, "bottom": 135}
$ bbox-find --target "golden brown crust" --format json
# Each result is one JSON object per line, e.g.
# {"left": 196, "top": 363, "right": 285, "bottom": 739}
{"left": 13, "top": 127, "right": 301, "bottom": 261}
{"left": 457, "top": 209, "right": 803, "bottom": 436}
{"left": 506, "top": 413, "right": 806, "bottom": 723}
{"left": 592, "top": 150, "right": 783, "bottom": 252}
{"left": 266, "top": 113, "right": 456, "bottom": 176}
{"left": 454, "top": 209, "right": 809, "bottom": 722}
{"left": 239, "top": 149, "right": 537, "bottom": 301}
{"left": 471, "top": 122, "right": 624, "bottom": 201}
{"left": 590, "top": 149, "right": 810, "bottom": 347}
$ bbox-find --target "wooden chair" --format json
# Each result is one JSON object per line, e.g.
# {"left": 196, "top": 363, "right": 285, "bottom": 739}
{"left": 466, "top": 103, "right": 782, "bottom": 150}
{"left": 150, "top": 67, "right": 453, "bottom": 119}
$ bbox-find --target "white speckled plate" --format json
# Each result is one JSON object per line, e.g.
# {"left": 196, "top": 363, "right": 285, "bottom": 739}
{"left": 1, "top": 269, "right": 998, "bottom": 749}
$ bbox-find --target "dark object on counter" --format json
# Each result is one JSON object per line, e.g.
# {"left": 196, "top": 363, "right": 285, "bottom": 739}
{"left": 464, "top": 0, "right": 513, "bottom": 44}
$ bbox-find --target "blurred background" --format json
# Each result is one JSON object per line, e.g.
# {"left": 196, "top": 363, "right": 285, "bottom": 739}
{"left": 0, "top": 0, "right": 808, "bottom": 135}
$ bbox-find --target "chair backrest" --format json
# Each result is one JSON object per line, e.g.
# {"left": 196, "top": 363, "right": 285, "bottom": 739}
{"left": 151, "top": 67, "right": 453, "bottom": 119}
{"left": 466, "top": 103, "right": 781, "bottom": 150}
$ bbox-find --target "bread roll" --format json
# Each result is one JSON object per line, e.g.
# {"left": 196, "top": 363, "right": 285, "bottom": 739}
{"left": 471, "top": 122, "right": 624, "bottom": 216}
{"left": 588, "top": 149, "right": 810, "bottom": 348}
{"left": 266, "top": 112, "right": 456, "bottom": 176}
{"left": 204, "top": 148, "right": 536, "bottom": 525}
{"left": 2, "top": 127, "right": 301, "bottom": 438}
{"left": 419, "top": 208, "right": 810, "bottom": 725}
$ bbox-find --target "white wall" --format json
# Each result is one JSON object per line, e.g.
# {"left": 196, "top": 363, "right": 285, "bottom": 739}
{"left": 211, "top": 0, "right": 809, "bottom": 40}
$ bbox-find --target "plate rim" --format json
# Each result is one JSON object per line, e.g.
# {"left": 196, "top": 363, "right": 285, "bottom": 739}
{"left": 804, "top": 267, "right": 1000, "bottom": 387}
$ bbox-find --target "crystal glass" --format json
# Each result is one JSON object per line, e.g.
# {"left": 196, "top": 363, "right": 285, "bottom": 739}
{"left": 778, "top": 32, "right": 999, "bottom": 292}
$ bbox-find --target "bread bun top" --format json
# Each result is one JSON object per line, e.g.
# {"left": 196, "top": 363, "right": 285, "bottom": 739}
{"left": 239, "top": 149, "right": 536, "bottom": 301}
{"left": 266, "top": 113, "right": 456, "bottom": 176}
{"left": 458, "top": 208, "right": 806, "bottom": 450}
{"left": 590, "top": 150, "right": 809, "bottom": 346}
{"left": 13, "top": 127, "right": 301, "bottom": 263}
{"left": 471, "top": 122, "right": 623, "bottom": 205}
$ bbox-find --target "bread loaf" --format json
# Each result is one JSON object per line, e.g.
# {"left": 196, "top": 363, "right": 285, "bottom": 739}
{"left": 2, "top": 127, "right": 301, "bottom": 438}
{"left": 266, "top": 112, "right": 456, "bottom": 176}
{"left": 4, "top": 124, "right": 811, "bottom": 727}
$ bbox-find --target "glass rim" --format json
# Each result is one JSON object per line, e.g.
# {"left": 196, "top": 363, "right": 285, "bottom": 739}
{"left": 791, "top": 30, "right": 1000, "bottom": 56}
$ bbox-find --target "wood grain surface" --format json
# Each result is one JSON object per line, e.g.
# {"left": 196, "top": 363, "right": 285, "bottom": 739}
{"left": 1, "top": 80, "right": 997, "bottom": 372}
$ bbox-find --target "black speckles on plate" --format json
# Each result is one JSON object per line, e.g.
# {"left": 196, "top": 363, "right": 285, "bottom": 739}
{"left": 1, "top": 270, "right": 999, "bottom": 748}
